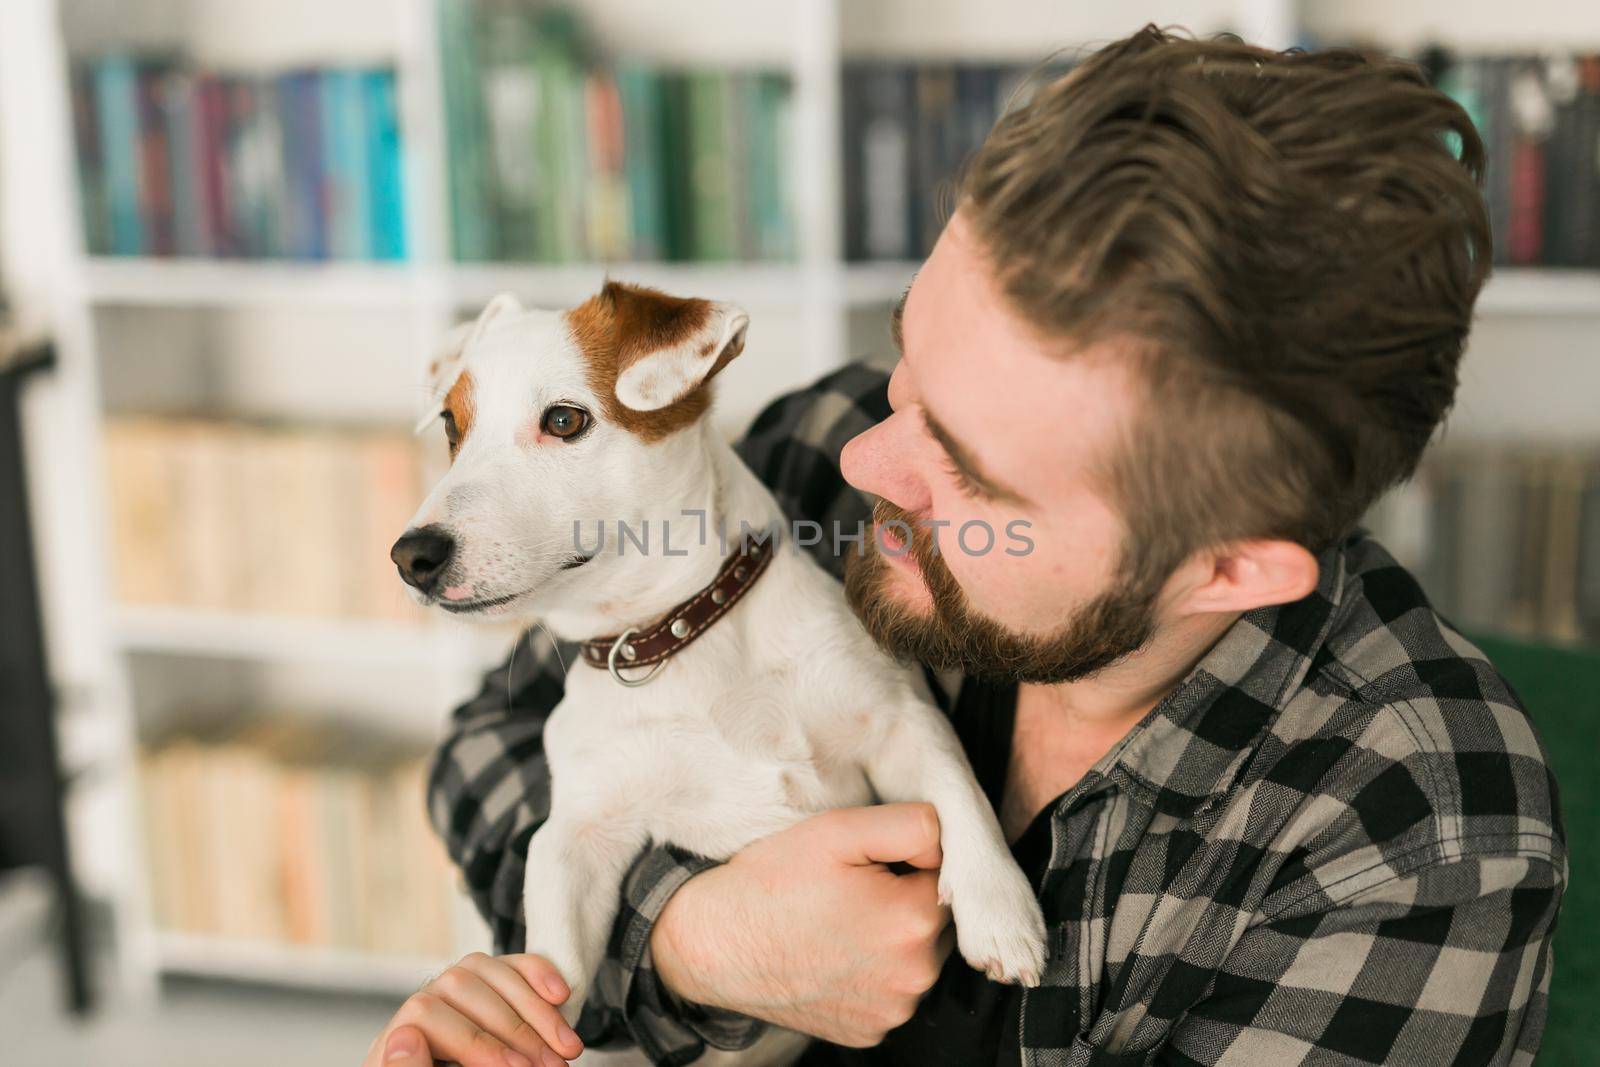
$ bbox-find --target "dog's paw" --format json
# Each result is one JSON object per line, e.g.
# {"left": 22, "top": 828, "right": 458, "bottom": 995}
{"left": 941, "top": 861, "right": 1048, "bottom": 987}
{"left": 557, "top": 987, "right": 586, "bottom": 1029}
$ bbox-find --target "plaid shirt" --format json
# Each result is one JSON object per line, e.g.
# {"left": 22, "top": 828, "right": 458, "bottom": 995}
{"left": 427, "top": 363, "right": 1566, "bottom": 1067}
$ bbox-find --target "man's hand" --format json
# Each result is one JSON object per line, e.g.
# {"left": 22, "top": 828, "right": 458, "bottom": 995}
{"left": 651, "top": 802, "right": 956, "bottom": 1048}
{"left": 361, "top": 953, "right": 584, "bottom": 1067}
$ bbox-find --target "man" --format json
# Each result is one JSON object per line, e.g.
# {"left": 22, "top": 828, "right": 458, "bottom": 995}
{"left": 416, "top": 26, "right": 1565, "bottom": 1067}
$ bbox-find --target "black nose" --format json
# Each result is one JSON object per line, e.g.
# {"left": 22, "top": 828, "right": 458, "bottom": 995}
{"left": 391, "top": 526, "right": 456, "bottom": 595}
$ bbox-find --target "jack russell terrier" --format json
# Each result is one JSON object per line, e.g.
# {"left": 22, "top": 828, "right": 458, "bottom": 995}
{"left": 392, "top": 282, "right": 1047, "bottom": 1065}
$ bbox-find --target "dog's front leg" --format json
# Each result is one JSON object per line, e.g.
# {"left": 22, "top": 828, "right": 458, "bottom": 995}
{"left": 862, "top": 700, "right": 1047, "bottom": 986}
{"left": 521, "top": 815, "right": 650, "bottom": 1027}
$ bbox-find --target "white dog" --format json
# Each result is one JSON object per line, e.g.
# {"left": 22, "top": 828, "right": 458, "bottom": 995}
{"left": 394, "top": 282, "right": 1046, "bottom": 1065}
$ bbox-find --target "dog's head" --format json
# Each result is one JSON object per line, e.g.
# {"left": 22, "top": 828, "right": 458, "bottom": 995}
{"left": 390, "top": 280, "right": 749, "bottom": 618}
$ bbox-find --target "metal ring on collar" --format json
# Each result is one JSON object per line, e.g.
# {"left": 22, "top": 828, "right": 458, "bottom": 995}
{"left": 607, "top": 627, "right": 665, "bottom": 687}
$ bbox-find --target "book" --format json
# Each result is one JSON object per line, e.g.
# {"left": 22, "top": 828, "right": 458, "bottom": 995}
{"left": 95, "top": 54, "right": 144, "bottom": 255}
{"left": 687, "top": 69, "right": 736, "bottom": 261}
{"left": 71, "top": 63, "right": 108, "bottom": 254}
{"left": 843, "top": 63, "right": 916, "bottom": 261}
{"left": 322, "top": 69, "right": 373, "bottom": 260}
{"left": 437, "top": 0, "right": 493, "bottom": 262}
{"left": 617, "top": 61, "right": 666, "bottom": 261}
{"left": 363, "top": 71, "right": 407, "bottom": 261}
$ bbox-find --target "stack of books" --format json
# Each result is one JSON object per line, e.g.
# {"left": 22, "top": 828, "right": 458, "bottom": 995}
{"left": 102, "top": 417, "right": 428, "bottom": 622}
{"left": 1365, "top": 447, "right": 1600, "bottom": 647}
{"left": 138, "top": 715, "right": 456, "bottom": 957}
{"left": 70, "top": 57, "right": 407, "bottom": 260}
{"left": 840, "top": 60, "right": 1070, "bottom": 262}
{"left": 438, "top": 1, "right": 794, "bottom": 263}
{"left": 1431, "top": 52, "right": 1600, "bottom": 268}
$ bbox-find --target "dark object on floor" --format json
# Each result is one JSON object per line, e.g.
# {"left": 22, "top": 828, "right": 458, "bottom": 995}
{"left": 0, "top": 339, "right": 93, "bottom": 1014}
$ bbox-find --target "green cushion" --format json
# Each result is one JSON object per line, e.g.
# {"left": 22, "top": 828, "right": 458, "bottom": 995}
{"left": 1465, "top": 631, "right": 1597, "bottom": 1064}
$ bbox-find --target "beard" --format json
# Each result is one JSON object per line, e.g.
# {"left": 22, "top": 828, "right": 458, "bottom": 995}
{"left": 842, "top": 499, "right": 1161, "bottom": 685}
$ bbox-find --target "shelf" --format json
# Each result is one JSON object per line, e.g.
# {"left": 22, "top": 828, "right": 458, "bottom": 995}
{"left": 112, "top": 604, "right": 511, "bottom": 666}
{"left": 82, "top": 258, "right": 1600, "bottom": 317}
{"left": 154, "top": 931, "right": 447, "bottom": 996}
{"left": 81, "top": 256, "right": 933, "bottom": 311}
{"left": 842, "top": 260, "right": 921, "bottom": 305}
{"left": 83, "top": 256, "right": 826, "bottom": 310}
{"left": 1476, "top": 269, "right": 1600, "bottom": 316}
{"left": 83, "top": 258, "right": 422, "bottom": 309}
{"left": 448, "top": 260, "right": 816, "bottom": 308}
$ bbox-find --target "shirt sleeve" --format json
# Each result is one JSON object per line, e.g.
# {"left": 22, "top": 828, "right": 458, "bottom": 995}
{"left": 425, "top": 363, "right": 891, "bottom": 1063}
{"left": 1161, "top": 853, "right": 1564, "bottom": 1066}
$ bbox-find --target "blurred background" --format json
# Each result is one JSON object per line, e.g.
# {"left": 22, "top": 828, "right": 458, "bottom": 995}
{"left": 0, "top": 0, "right": 1594, "bottom": 1063}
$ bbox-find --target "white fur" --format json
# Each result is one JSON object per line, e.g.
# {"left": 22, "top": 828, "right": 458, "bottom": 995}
{"left": 402, "top": 291, "right": 1047, "bottom": 1066}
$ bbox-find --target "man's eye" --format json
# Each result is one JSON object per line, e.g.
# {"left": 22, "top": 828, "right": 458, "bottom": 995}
{"left": 942, "top": 453, "right": 984, "bottom": 500}
{"left": 541, "top": 404, "right": 590, "bottom": 440}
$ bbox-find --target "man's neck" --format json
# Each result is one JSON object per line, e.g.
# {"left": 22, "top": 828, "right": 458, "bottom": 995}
{"left": 1018, "top": 608, "right": 1242, "bottom": 734}
{"left": 1000, "top": 610, "right": 1242, "bottom": 842}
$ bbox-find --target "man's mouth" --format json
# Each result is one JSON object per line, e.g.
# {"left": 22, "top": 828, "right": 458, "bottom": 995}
{"left": 874, "top": 521, "right": 921, "bottom": 574}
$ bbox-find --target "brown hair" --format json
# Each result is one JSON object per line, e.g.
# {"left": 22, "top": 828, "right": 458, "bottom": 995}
{"left": 959, "top": 24, "right": 1492, "bottom": 587}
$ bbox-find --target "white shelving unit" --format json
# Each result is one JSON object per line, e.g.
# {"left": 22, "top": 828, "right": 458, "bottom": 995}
{"left": 4, "top": 0, "right": 1597, "bottom": 1004}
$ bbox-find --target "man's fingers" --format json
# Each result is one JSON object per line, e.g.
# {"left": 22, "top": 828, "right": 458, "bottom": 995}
{"left": 394, "top": 988, "right": 539, "bottom": 1067}
{"left": 378, "top": 1026, "right": 431, "bottom": 1066}
{"left": 459, "top": 953, "right": 584, "bottom": 1061}
{"left": 819, "top": 803, "right": 944, "bottom": 869}
{"left": 889, "top": 868, "right": 952, "bottom": 926}
{"left": 500, "top": 952, "right": 571, "bottom": 1005}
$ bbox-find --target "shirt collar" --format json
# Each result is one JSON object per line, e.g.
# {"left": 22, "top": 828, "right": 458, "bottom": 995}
{"left": 1094, "top": 538, "right": 1349, "bottom": 817}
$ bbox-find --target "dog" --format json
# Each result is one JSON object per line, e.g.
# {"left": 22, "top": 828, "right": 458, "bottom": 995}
{"left": 392, "top": 282, "right": 1047, "bottom": 1065}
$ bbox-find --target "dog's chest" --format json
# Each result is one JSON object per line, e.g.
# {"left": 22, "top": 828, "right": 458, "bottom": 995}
{"left": 547, "top": 663, "right": 875, "bottom": 859}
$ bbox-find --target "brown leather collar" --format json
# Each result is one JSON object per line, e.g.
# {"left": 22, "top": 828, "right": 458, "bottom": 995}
{"left": 580, "top": 535, "right": 774, "bottom": 684}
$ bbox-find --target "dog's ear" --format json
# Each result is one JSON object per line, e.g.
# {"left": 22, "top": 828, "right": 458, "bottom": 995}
{"left": 414, "top": 293, "right": 522, "bottom": 433}
{"left": 606, "top": 282, "right": 750, "bottom": 412}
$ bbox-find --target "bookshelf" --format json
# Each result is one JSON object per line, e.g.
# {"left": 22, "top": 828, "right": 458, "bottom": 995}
{"left": 153, "top": 931, "right": 452, "bottom": 997}
{"left": 111, "top": 605, "right": 509, "bottom": 669}
{"left": 3, "top": 0, "right": 1597, "bottom": 1007}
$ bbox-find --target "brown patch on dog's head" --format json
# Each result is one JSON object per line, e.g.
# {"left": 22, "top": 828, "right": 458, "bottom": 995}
{"left": 443, "top": 370, "right": 475, "bottom": 460}
{"left": 566, "top": 281, "right": 748, "bottom": 443}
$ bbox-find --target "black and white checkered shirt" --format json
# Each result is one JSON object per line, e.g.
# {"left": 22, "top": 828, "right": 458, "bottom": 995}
{"left": 427, "top": 363, "right": 1566, "bottom": 1066}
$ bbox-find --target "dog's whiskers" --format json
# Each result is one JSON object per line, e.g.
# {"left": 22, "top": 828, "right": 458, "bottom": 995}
{"left": 504, "top": 627, "right": 519, "bottom": 714}
{"left": 534, "top": 621, "right": 569, "bottom": 678}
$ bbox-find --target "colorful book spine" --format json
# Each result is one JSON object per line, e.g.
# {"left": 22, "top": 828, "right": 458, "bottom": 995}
{"left": 437, "top": 0, "right": 492, "bottom": 262}
{"left": 363, "top": 71, "right": 407, "bottom": 261}
{"left": 616, "top": 61, "right": 666, "bottom": 260}
{"left": 136, "top": 65, "right": 176, "bottom": 256}
{"left": 322, "top": 69, "right": 372, "bottom": 260}
{"left": 70, "top": 63, "right": 108, "bottom": 254}
{"left": 95, "top": 55, "right": 143, "bottom": 255}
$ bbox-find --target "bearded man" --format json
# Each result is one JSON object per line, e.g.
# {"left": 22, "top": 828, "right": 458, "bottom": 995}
{"left": 415, "top": 26, "right": 1564, "bottom": 1067}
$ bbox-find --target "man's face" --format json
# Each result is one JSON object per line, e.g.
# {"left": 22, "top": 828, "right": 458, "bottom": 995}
{"left": 839, "top": 210, "right": 1165, "bottom": 683}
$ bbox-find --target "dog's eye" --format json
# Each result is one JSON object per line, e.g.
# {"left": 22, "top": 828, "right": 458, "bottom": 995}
{"left": 441, "top": 409, "right": 459, "bottom": 452}
{"left": 542, "top": 405, "right": 590, "bottom": 440}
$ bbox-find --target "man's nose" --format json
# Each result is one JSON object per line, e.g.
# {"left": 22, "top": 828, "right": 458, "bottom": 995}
{"left": 840, "top": 417, "right": 932, "bottom": 515}
{"left": 390, "top": 525, "right": 456, "bottom": 594}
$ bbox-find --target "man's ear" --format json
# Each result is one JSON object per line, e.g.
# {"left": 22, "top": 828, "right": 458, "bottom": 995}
{"left": 414, "top": 293, "right": 522, "bottom": 433}
{"left": 1174, "top": 539, "right": 1320, "bottom": 616}
{"left": 605, "top": 281, "right": 750, "bottom": 412}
